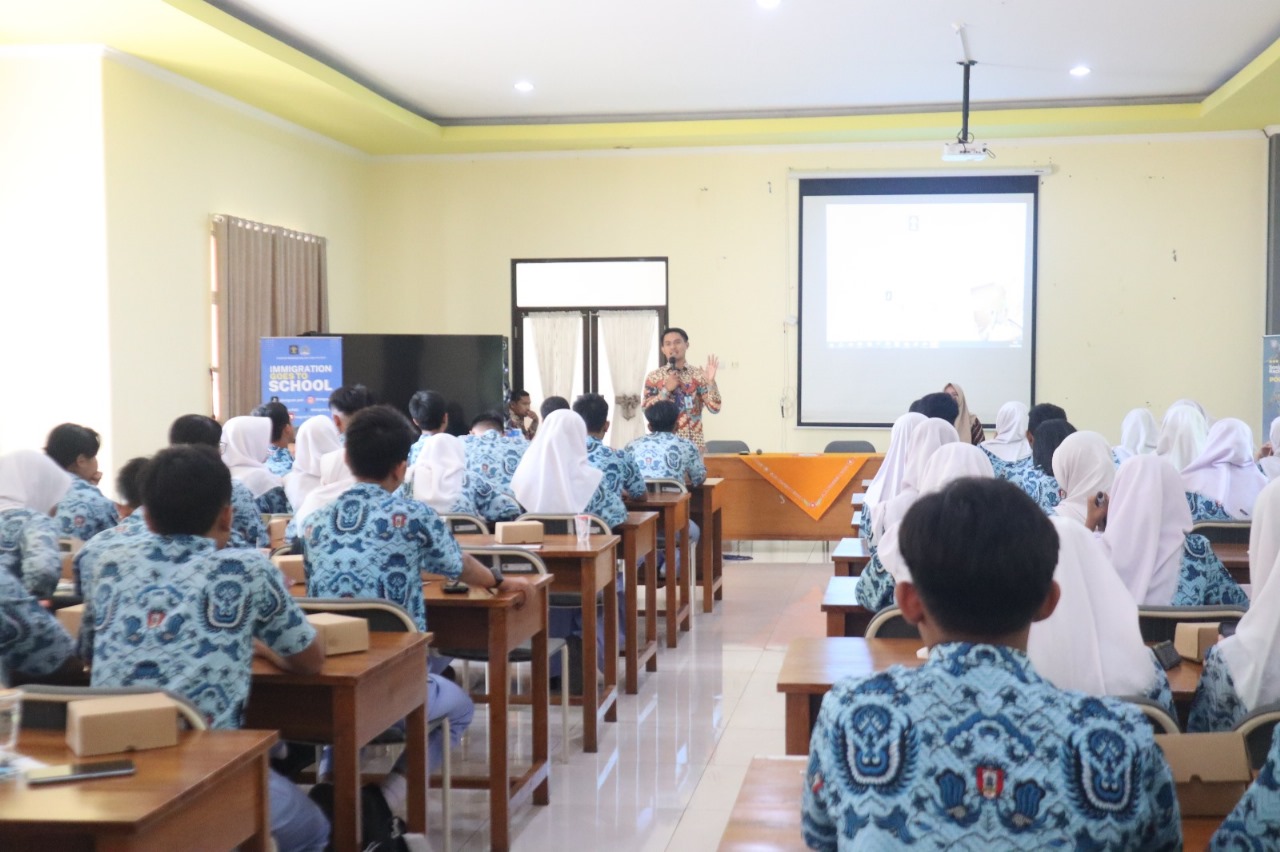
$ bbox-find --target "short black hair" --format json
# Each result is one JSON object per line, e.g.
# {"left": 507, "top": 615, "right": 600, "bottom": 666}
{"left": 445, "top": 402, "right": 468, "bottom": 438}
{"left": 899, "top": 478, "right": 1059, "bottom": 636}
{"left": 169, "top": 414, "right": 222, "bottom": 448}
{"left": 329, "top": 384, "right": 375, "bottom": 417}
{"left": 251, "top": 401, "right": 291, "bottom": 442}
{"left": 408, "top": 390, "right": 447, "bottom": 431}
{"left": 917, "top": 392, "right": 959, "bottom": 424}
{"left": 645, "top": 400, "right": 680, "bottom": 433}
{"left": 344, "top": 405, "right": 417, "bottom": 480}
{"left": 1028, "top": 403, "right": 1068, "bottom": 435}
{"left": 1032, "top": 419, "right": 1076, "bottom": 474}
{"left": 573, "top": 393, "right": 610, "bottom": 433}
{"left": 142, "top": 445, "right": 231, "bottom": 536}
{"left": 509, "top": 389, "right": 530, "bottom": 403}
{"left": 907, "top": 398, "right": 925, "bottom": 414}
{"left": 661, "top": 327, "right": 688, "bottom": 343}
{"left": 471, "top": 411, "right": 505, "bottom": 431}
{"left": 45, "top": 424, "right": 101, "bottom": 469}
{"left": 115, "top": 457, "right": 150, "bottom": 507}
{"left": 540, "top": 396, "right": 571, "bottom": 419}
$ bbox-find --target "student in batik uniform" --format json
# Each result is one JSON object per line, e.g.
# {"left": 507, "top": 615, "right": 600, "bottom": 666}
{"left": 0, "top": 567, "right": 78, "bottom": 686}
{"left": 626, "top": 400, "right": 707, "bottom": 555}
{"left": 641, "top": 327, "right": 721, "bottom": 452}
{"left": 46, "top": 423, "right": 118, "bottom": 542}
{"left": 81, "top": 445, "right": 330, "bottom": 852}
{"left": 303, "top": 406, "right": 530, "bottom": 810}
{"left": 462, "top": 412, "right": 527, "bottom": 523}
{"left": 223, "top": 415, "right": 291, "bottom": 514}
{"left": 1011, "top": 418, "right": 1074, "bottom": 514}
{"left": 253, "top": 401, "right": 295, "bottom": 476}
{"left": 168, "top": 414, "right": 267, "bottom": 548}
{"left": 1181, "top": 418, "right": 1267, "bottom": 522}
{"left": 976, "top": 401, "right": 1032, "bottom": 480}
{"left": 403, "top": 390, "right": 478, "bottom": 514}
{"left": 283, "top": 414, "right": 341, "bottom": 511}
{"left": 72, "top": 456, "right": 150, "bottom": 598}
{"left": 0, "top": 450, "right": 71, "bottom": 597}
{"left": 803, "top": 478, "right": 1180, "bottom": 851}
{"left": 406, "top": 389, "right": 449, "bottom": 468}
{"left": 857, "top": 412, "right": 925, "bottom": 540}
{"left": 574, "top": 393, "right": 646, "bottom": 529}
{"left": 1210, "top": 731, "right": 1280, "bottom": 847}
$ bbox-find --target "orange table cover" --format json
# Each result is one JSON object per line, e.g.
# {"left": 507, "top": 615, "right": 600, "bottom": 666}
{"left": 739, "top": 454, "right": 873, "bottom": 521}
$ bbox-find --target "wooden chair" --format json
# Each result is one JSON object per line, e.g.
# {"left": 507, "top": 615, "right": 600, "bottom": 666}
{"left": 1189, "top": 521, "right": 1251, "bottom": 545}
{"left": 1136, "top": 605, "right": 1247, "bottom": 643}
{"left": 1235, "top": 701, "right": 1280, "bottom": 770}
{"left": 645, "top": 478, "right": 687, "bottom": 495}
{"left": 863, "top": 606, "right": 921, "bottom": 639}
{"left": 1123, "top": 696, "right": 1181, "bottom": 734}
{"left": 441, "top": 514, "right": 490, "bottom": 536}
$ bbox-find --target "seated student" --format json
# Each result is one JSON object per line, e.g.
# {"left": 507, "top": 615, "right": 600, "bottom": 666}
{"left": 864, "top": 417, "right": 958, "bottom": 548}
{"left": 803, "top": 478, "right": 1180, "bottom": 850}
{"left": 462, "top": 411, "right": 526, "bottom": 523}
{"left": 73, "top": 456, "right": 151, "bottom": 598}
{"left": 1181, "top": 417, "right": 1266, "bottom": 522}
{"left": 1156, "top": 401, "right": 1208, "bottom": 473}
{"left": 0, "top": 450, "right": 71, "bottom": 597}
{"left": 406, "top": 390, "right": 449, "bottom": 467}
{"left": 1028, "top": 516, "right": 1177, "bottom": 719}
{"left": 513, "top": 409, "right": 625, "bottom": 527}
{"left": 942, "top": 381, "right": 985, "bottom": 444}
{"left": 914, "top": 391, "right": 959, "bottom": 424}
{"left": 857, "top": 411, "right": 925, "bottom": 538}
{"left": 1093, "top": 454, "right": 1248, "bottom": 607}
{"left": 977, "top": 401, "right": 1032, "bottom": 479}
{"left": 223, "top": 415, "right": 291, "bottom": 514}
{"left": 1210, "top": 729, "right": 1280, "bottom": 845}
{"left": 1050, "top": 431, "right": 1115, "bottom": 527}
{"left": 540, "top": 395, "right": 571, "bottom": 421}
{"left": 506, "top": 388, "right": 539, "bottom": 440}
{"left": 283, "top": 386, "right": 375, "bottom": 540}
{"left": 252, "top": 401, "right": 296, "bottom": 476}
{"left": 573, "top": 393, "right": 646, "bottom": 529}
{"left": 406, "top": 433, "right": 477, "bottom": 516}
{"left": 626, "top": 400, "right": 707, "bottom": 488}
{"left": 1258, "top": 415, "right": 1280, "bottom": 482}
{"left": 169, "top": 414, "right": 266, "bottom": 548}
{"left": 283, "top": 414, "right": 341, "bottom": 510}
{"left": 1188, "top": 477, "right": 1280, "bottom": 732}
{"left": 302, "top": 405, "right": 529, "bottom": 808}
{"left": 1113, "top": 407, "right": 1159, "bottom": 465}
{"left": 46, "top": 423, "right": 118, "bottom": 542}
{"left": 0, "top": 567, "right": 80, "bottom": 687}
{"left": 81, "top": 445, "right": 330, "bottom": 852}
{"left": 1013, "top": 418, "right": 1075, "bottom": 514}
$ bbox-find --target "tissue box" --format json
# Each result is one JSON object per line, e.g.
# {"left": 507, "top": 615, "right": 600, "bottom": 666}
{"left": 272, "top": 554, "right": 306, "bottom": 587}
{"left": 267, "top": 516, "right": 290, "bottom": 549}
{"left": 1174, "top": 622, "right": 1221, "bottom": 662}
{"left": 67, "top": 693, "right": 180, "bottom": 757}
{"left": 1155, "top": 732, "right": 1252, "bottom": 816}
{"left": 56, "top": 604, "right": 85, "bottom": 636}
{"left": 495, "top": 521, "right": 544, "bottom": 544}
{"left": 306, "top": 613, "right": 369, "bottom": 655}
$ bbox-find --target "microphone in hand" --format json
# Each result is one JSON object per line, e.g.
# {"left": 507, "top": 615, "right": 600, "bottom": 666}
{"left": 667, "top": 357, "right": 677, "bottom": 371}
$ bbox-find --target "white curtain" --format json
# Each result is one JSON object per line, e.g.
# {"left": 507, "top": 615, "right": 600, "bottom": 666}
{"left": 600, "top": 310, "right": 657, "bottom": 448}
{"left": 531, "top": 312, "right": 581, "bottom": 402}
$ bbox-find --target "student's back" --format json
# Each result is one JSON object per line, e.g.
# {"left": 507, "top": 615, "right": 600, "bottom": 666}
{"left": 625, "top": 400, "right": 706, "bottom": 486}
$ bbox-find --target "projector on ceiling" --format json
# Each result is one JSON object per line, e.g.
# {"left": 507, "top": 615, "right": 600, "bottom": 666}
{"left": 942, "top": 141, "right": 991, "bottom": 162}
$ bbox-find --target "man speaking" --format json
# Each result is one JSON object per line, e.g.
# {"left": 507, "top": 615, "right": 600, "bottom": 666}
{"left": 642, "top": 327, "right": 721, "bottom": 452}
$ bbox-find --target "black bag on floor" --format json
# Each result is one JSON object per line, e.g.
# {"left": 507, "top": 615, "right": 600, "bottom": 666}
{"left": 308, "top": 781, "right": 409, "bottom": 852}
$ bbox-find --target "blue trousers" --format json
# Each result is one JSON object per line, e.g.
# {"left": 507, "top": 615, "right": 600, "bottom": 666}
{"left": 269, "top": 768, "right": 330, "bottom": 852}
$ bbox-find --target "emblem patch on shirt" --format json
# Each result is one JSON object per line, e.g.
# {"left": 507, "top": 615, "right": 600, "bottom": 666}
{"left": 977, "top": 766, "right": 1004, "bottom": 799}
{"left": 74, "top": 515, "right": 86, "bottom": 527}
{"left": 147, "top": 610, "right": 165, "bottom": 629}
{"left": 392, "top": 513, "right": 407, "bottom": 528}
{"left": 810, "top": 771, "right": 824, "bottom": 795}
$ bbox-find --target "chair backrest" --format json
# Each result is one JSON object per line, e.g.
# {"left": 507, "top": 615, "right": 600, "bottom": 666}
{"left": 824, "top": 440, "right": 876, "bottom": 453}
{"left": 1136, "top": 605, "right": 1247, "bottom": 643}
{"left": 295, "top": 597, "right": 418, "bottom": 633}
{"left": 515, "top": 513, "right": 610, "bottom": 535}
{"left": 19, "top": 685, "right": 207, "bottom": 731}
{"left": 705, "top": 440, "right": 749, "bottom": 454}
{"left": 645, "top": 478, "right": 687, "bottom": 495}
{"left": 863, "top": 606, "right": 921, "bottom": 639}
{"left": 442, "top": 513, "right": 490, "bottom": 535}
{"left": 460, "top": 548, "right": 549, "bottom": 577}
{"left": 1235, "top": 701, "right": 1280, "bottom": 770}
{"left": 1189, "top": 521, "right": 1251, "bottom": 545}
{"left": 1122, "top": 696, "right": 1181, "bottom": 735}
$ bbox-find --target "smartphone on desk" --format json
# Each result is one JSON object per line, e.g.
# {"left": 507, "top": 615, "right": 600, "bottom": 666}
{"left": 1151, "top": 640, "right": 1182, "bottom": 670}
{"left": 27, "top": 759, "right": 136, "bottom": 785}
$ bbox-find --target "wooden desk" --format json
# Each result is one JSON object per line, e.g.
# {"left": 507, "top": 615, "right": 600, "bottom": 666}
{"left": 423, "top": 572, "right": 552, "bottom": 852}
{"left": 617, "top": 511, "right": 661, "bottom": 694}
{"left": 457, "top": 534, "right": 620, "bottom": 753}
{"left": 246, "top": 632, "right": 430, "bottom": 852}
{"left": 831, "top": 537, "right": 871, "bottom": 577}
{"left": 704, "top": 454, "right": 882, "bottom": 541}
{"left": 1214, "top": 541, "right": 1249, "bottom": 585}
{"left": 691, "top": 478, "right": 724, "bottom": 613}
{"left": 1182, "top": 818, "right": 1222, "bottom": 850}
{"left": 820, "top": 577, "right": 873, "bottom": 638}
{"left": 0, "top": 728, "right": 274, "bottom": 851}
{"left": 624, "top": 492, "right": 692, "bottom": 648}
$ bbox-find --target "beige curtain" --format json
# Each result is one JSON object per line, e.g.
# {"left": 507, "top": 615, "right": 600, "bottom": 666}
{"left": 213, "top": 215, "right": 327, "bottom": 418}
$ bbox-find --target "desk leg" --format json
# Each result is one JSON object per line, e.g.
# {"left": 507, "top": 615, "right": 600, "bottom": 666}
{"left": 488, "top": 615, "right": 511, "bottom": 851}
{"left": 696, "top": 503, "right": 714, "bottom": 613}
{"left": 333, "top": 692, "right": 362, "bottom": 852}
{"left": 826, "top": 611, "right": 843, "bottom": 638}
{"left": 247, "top": 749, "right": 270, "bottom": 852}
{"left": 581, "top": 564, "right": 600, "bottom": 752}
{"left": 405, "top": 692, "right": 428, "bottom": 836}
{"left": 623, "top": 538, "right": 640, "bottom": 694}
{"left": 663, "top": 509, "right": 678, "bottom": 649}
{"left": 531, "top": 597, "right": 550, "bottom": 805}
{"left": 603, "top": 569, "right": 618, "bottom": 723}
{"left": 712, "top": 507, "right": 723, "bottom": 603}
{"left": 679, "top": 524, "right": 692, "bottom": 633}
{"left": 833, "top": 563, "right": 850, "bottom": 578}
{"left": 784, "top": 693, "right": 813, "bottom": 756}
{"left": 645, "top": 543, "right": 658, "bottom": 673}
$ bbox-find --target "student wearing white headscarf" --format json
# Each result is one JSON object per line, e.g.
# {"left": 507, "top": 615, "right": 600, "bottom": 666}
{"left": 1051, "top": 431, "right": 1116, "bottom": 527}
{"left": 943, "top": 382, "right": 985, "bottom": 445}
{"left": 1189, "top": 476, "right": 1280, "bottom": 732}
{"left": 283, "top": 415, "right": 342, "bottom": 511}
{"left": 291, "top": 450, "right": 357, "bottom": 536}
{"left": 222, "top": 416, "right": 291, "bottom": 514}
{"left": 857, "top": 412, "right": 925, "bottom": 536}
{"left": 1096, "top": 455, "right": 1247, "bottom": 607}
{"left": 866, "top": 418, "right": 960, "bottom": 548}
{"left": 1156, "top": 402, "right": 1208, "bottom": 472}
{"left": 1113, "top": 408, "right": 1158, "bottom": 464}
{"left": 1182, "top": 418, "right": 1267, "bottom": 521}
{"left": 978, "top": 401, "right": 1032, "bottom": 478}
{"left": 1258, "top": 416, "right": 1280, "bottom": 482}
{"left": 1028, "top": 516, "right": 1176, "bottom": 717}
{"left": 511, "top": 410, "right": 612, "bottom": 518}
{"left": 0, "top": 450, "right": 73, "bottom": 597}
{"left": 405, "top": 433, "right": 477, "bottom": 516}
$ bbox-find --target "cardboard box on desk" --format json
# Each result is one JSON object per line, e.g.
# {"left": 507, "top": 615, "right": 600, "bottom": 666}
{"left": 272, "top": 553, "right": 306, "bottom": 587}
{"left": 307, "top": 613, "right": 369, "bottom": 655}
{"left": 1155, "top": 732, "right": 1252, "bottom": 816}
{"left": 56, "top": 604, "right": 85, "bottom": 636}
{"left": 495, "top": 521, "right": 544, "bottom": 544}
{"left": 67, "top": 693, "right": 180, "bottom": 757}
{"left": 1174, "top": 622, "right": 1220, "bottom": 662}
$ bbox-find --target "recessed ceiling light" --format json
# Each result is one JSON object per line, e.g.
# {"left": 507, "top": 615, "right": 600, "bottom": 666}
{"left": 514, "top": 81, "right": 534, "bottom": 93}
{"left": 758, "top": 0, "right": 781, "bottom": 9}
{"left": 1069, "top": 65, "right": 1091, "bottom": 77}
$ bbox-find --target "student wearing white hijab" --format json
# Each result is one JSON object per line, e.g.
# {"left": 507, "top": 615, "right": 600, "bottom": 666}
{"left": 943, "top": 382, "right": 985, "bottom": 445}
{"left": 1258, "top": 416, "right": 1280, "bottom": 482}
{"left": 1028, "top": 516, "right": 1176, "bottom": 717}
{"left": 1050, "top": 431, "right": 1116, "bottom": 527}
{"left": 1113, "top": 408, "right": 1158, "bottom": 464}
{"left": 1181, "top": 418, "right": 1267, "bottom": 521}
{"left": 1156, "top": 402, "right": 1208, "bottom": 472}
{"left": 978, "top": 401, "right": 1032, "bottom": 478}
{"left": 1096, "top": 455, "right": 1247, "bottom": 607}
{"left": 510, "top": 410, "right": 609, "bottom": 517}
{"left": 405, "top": 433, "right": 477, "bottom": 516}
{"left": 283, "top": 415, "right": 342, "bottom": 510}
{"left": 291, "top": 450, "right": 357, "bottom": 535}
{"left": 857, "top": 412, "right": 925, "bottom": 536}
{"left": 222, "top": 416, "right": 290, "bottom": 513}
{"left": 1189, "top": 476, "right": 1280, "bottom": 732}
{"left": 866, "top": 418, "right": 960, "bottom": 548}
{"left": 0, "top": 450, "right": 73, "bottom": 597}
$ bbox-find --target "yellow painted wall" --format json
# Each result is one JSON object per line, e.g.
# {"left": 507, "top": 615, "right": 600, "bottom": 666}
{"left": 362, "top": 136, "right": 1267, "bottom": 450}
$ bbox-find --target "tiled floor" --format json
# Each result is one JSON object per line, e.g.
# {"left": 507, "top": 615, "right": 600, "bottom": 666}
{"left": 426, "top": 542, "right": 833, "bottom": 851}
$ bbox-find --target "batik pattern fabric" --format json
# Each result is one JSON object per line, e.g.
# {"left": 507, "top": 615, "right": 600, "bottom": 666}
{"left": 980, "top": 450, "right": 1032, "bottom": 483}
{"left": 802, "top": 643, "right": 1180, "bottom": 851}
{"left": 407, "top": 434, "right": 429, "bottom": 468}
{"left": 1171, "top": 534, "right": 1249, "bottom": 607}
{"left": 855, "top": 552, "right": 895, "bottom": 613}
{"left": 0, "top": 568, "right": 75, "bottom": 684}
{"left": 1186, "top": 645, "right": 1249, "bottom": 733}
{"left": 858, "top": 503, "right": 872, "bottom": 543}
{"left": 462, "top": 431, "right": 528, "bottom": 523}
{"left": 83, "top": 532, "right": 315, "bottom": 730}
{"left": 585, "top": 437, "right": 646, "bottom": 529}
{"left": 1142, "top": 650, "right": 1178, "bottom": 721}
{"left": 74, "top": 510, "right": 149, "bottom": 598}
{"left": 54, "top": 476, "right": 119, "bottom": 542}
{"left": 1185, "top": 491, "right": 1234, "bottom": 523}
{"left": 641, "top": 365, "right": 721, "bottom": 452}
{"left": 231, "top": 480, "right": 267, "bottom": 548}
{"left": 266, "top": 446, "right": 294, "bottom": 477}
{"left": 1010, "top": 466, "right": 1062, "bottom": 515}
{"left": 1210, "top": 729, "right": 1280, "bottom": 848}
{"left": 253, "top": 486, "right": 292, "bottom": 515}
{"left": 625, "top": 432, "right": 707, "bottom": 487}
{"left": 302, "top": 482, "right": 464, "bottom": 632}
{"left": 0, "top": 508, "right": 61, "bottom": 598}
